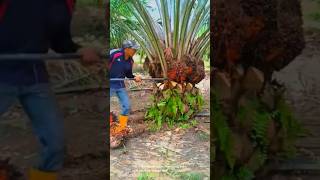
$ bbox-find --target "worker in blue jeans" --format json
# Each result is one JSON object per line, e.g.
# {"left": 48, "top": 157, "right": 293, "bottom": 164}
{"left": 0, "top": 0, "right": 100, "bottom": 179}
{"left": 0, "top": 84, "right": 65, "bottom": 172}
{"left": 109, "top": 40, "right": 142, "bottom": 133}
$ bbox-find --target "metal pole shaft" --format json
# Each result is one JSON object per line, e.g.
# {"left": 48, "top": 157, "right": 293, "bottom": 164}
{"left": 0, "top": 53, "right": 107, "bottom": 60}
{"left": 110, "top": 78, "right": 167, "bottom": 81}
{"left": 0, "top": 54, "right": 168, "bottom": 81}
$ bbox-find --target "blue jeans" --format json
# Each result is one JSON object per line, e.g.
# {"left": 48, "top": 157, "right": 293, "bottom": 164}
{"left": 0, "top": 83, "right": 64, "bottom": 171}
{"left": 110, "top": 88, "right": 131, "bottom": 115}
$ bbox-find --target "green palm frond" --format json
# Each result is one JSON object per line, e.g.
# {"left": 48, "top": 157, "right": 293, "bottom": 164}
{"left": 112, "top": 0, "right": 209, "bottom": 76}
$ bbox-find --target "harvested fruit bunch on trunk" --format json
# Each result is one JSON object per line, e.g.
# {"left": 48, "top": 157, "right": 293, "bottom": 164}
{"left": 145, "top": 55, "right": 206, "bottom": 85}
{"left": 145, "top": 80, "right": 204, "bottom": 130}
{"left": 166, "top": 55, "right": 205, "bottom": 84}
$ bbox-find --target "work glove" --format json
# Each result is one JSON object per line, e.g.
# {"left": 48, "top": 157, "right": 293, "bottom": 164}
{"left": 134, "top": 75, "right": 142, "bottom": 82}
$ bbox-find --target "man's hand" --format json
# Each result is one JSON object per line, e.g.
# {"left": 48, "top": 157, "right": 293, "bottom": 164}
{"left": 78, "top": 47, "right": 100, "bottom": 65}
{"left": 134, "top": 75, "right": 142, "bottom": 82}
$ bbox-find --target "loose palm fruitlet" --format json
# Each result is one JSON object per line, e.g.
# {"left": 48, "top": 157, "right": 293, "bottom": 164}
{"left": 0, "top": 158, "right": 21, "bottom": 180}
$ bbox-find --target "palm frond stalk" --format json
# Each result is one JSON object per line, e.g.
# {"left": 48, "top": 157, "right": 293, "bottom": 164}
{"left": 121, "top": 0, "right": 210, "bottom": 84}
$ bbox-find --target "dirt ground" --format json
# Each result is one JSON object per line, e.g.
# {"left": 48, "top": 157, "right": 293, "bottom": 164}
{"left": 0, "top": 74, "right": 209, "bottom": 180}
{"left": 268, "top": 32, "right": 320, "bottom": 180}
{"left": 110, "top": 73, "right": 210, "bottom": 180}
{"left": 274, "top": 32, "right": 320, "bottom": 156}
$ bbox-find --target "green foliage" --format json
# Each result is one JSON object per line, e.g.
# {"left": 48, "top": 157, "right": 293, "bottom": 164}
{"left": 221, "top": 167, "right": 255, "bottom": 180}
{"left": 309, "top": 0, "right": 320, "bottom": 22}
{"left": 212, "top": 92, "right": 235, "bottom": 170}
{"left": 162, "top": 163, "right": 207, "bottom": 180}
{"left": 110, "top": 0, "right": 148, "bottom": 48}
{"left": 119, "top": 0, "right": 210, "bottom": 75}
{"left": 110, "top": 0, "right": 133, "bottom": 48}
{"left": 179, "top": 123, "right": 191, "bottom": 129}
{"left": 236, "top": 167, "right": 255, "bottom": 180}
{"left": 191, "top": 119, "right": 198, "bottom": 126}
{"left": 309, "top": 13, "right": 320, "bottom": 21}
{"left": 250, "top": 104, "right": 270, "bottom": 151}
{"left": 178, "top": 172, "right": 206, "bottom": 180}
{"left": 272, "top": 98, "right": 306, "bottom": 158}
{"left": 246, "top": 149, "right": 268, "bottom": 173}
{"left": 145, "top": 88, "right": 204, "bottom": 130}
{"left": 137, "top": 172, "right": 156, "bottom": 180}
{"left": 197, "top": 131, "right": 210, "bottom": 141}
{"left": 213, "top": 91, "right": 305, "bottom": 179}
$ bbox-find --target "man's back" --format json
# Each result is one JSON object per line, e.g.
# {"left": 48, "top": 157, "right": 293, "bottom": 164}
{"left": 109, "top": 48, "right": 135, "bottom": 89}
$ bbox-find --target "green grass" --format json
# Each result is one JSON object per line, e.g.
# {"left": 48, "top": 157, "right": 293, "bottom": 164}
{"left": 179, "top": 172, "right": 207, "bottom": 180}
{"left": 197, "top": 131, "right": 210, "bottom": 141}
{"left": 161, "top": 162, "right": 207, "bottom": 179}
{"left": 137, "top": 171, "right": 206, "bottom": 180}
{"left": 191, "top": 119, "right": 199, "bottom": 126}
{"left": 179, "top": 123, "right": 192, "bottom": 129}
{"left": 302, "top": 0, "right": 320, "bottom": 30}
{"left": 147, "top": 123, "right": 161, "bottom": 132}
{"left": 309, "top": 12, "right": 320, "bottom": 21}
{"left": 137, "top": 172, "right": 156, "bottom": 180}
{"left": 204, "top": 59, "right": 210, "bottom": 71}
{"left": 178, "top": 119, "right": 199, "bottom": 129}
{"left": 148, "top": 119, "right": 201, "bottom": 132}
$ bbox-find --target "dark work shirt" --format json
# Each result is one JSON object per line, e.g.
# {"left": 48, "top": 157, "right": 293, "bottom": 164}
{"left": 0, "top": 0, "right": 79, "bottom": 86}
{"left": 109, "top": 48, "right": 135, "bottom": 89}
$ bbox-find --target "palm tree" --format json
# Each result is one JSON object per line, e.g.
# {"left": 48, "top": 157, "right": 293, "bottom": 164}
{"left": 120, "top": 0, "right": 209, "bottom": 82}
{"left": 110, "top": 0, "right": 150, "bottom": 54}
{"left": 116, "top": 0, "right": 209, "bottom": 128}
{"left": 110, "top": 0, "right": 133, "bottom": 48}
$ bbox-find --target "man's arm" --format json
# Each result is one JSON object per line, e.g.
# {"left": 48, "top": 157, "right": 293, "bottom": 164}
{"left": 126, "top": 59, "right": 142, "bottom": 82}
{"left": 125, "top": 60, "right": 135, "bottom": 78}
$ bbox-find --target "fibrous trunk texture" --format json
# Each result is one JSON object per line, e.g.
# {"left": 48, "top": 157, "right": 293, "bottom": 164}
{"left": 212, "top": 0, "right": 305, "bottom": 179}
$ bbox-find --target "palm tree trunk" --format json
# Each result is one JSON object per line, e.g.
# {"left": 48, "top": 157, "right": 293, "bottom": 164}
{"left": 212, "top": 0, "right": 305, "bottom": 178}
